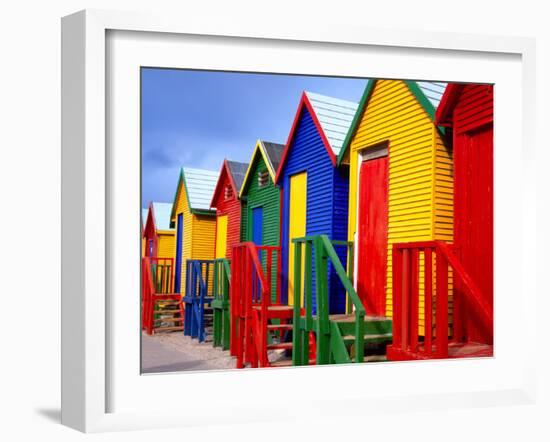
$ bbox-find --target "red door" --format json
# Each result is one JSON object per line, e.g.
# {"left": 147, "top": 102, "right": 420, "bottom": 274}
{"left": 454, "top": 125, "right": 493, "bottom": 344}
{"left": 357, "top": 155, "right": 389, "bottom": 316}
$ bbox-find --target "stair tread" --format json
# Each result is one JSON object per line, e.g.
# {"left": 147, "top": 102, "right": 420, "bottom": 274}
{"left": 154, "top": 317, "right": 183, "bottom": 323}
{"left": 154, "top": 326, "right": 183, "bottom": 332}
{"left": 153, "top": 310, "right": 182, "bottom": 314}
{"left": 267, "top": 324, "right": 293, "bottom": 330}
{"left": 342, "top": 332, "right": 393, "bottom": 340}
{"left": 253, "top": 305, "right": 293, "bottom": 311}
{"left": 269, "top": 359, "right": 293, "bottom": 367}
{"left": 330, "top": 314, "right": 390, "bottom": 323}
{"left": 363, "top": 355, "right": 387, "bottom": 362}
{"left": 267, "top": 342, "right": 293, "bottom": 350}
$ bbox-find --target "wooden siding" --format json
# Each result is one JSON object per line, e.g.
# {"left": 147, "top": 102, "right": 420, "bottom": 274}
{"left": 243, "top": 155, "right": 280, "bottom": 246}
{"left": 279, "top": 108, "right": 349, "bottom": 313}
{"left": 453, "top": 85, "right": 494, "bottom": 134}
{"left": 347, "top": 80, "right": 453, "bottom": 330}
{"left": 212, "top": 167, "right": 243, "bottom": 259}
{"left": 242, "top": 153, "right": 281, "bottom": 296}
{"left": 452, "top": 84, "right": 493, "bottom": 344}
{"left": 192, "top": 214, "right": 216, "bottom": 260}
{"left": 157, "top": 231, "right": 175, "bottom": 259}
{"left": 174, "top": 180, "right": 215, "bottom": 293}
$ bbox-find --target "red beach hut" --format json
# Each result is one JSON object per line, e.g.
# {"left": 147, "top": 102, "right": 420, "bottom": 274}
{"left": 435, "top": 83, "right": 494, "bottom": 346}
{"left": 210, "top": 159, "right": 249, "bottom": 259}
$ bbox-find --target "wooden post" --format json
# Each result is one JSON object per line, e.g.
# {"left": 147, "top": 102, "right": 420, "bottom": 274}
{"left": 401, "top": 249, "right": 410, "bottom": 351}
{"left": 292, "top": 240, "right": 303, "bottom": 366}
{"left": 435, "top": 248, "right": 449, "bottom": 358}
{"left": 391, "top": 247, "right": 402, "bottom": 350}
{"left": 410, "top": 248, "right": 419, "bottom": 352}
{"left": 424, "top": 247, "right": 433, "bottom": 356}
{"left": 314, "top": 236, "right": 330, "bottom": 365}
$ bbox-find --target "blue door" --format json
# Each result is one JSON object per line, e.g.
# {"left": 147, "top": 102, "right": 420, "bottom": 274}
{"left": 251, "top": 207, "right": 263, "bottom": 297}
{"left": 174, "top": 213, "right": 183, "bottom": 293}
{"left": 252, "top": 207, "right": 263, "bottom": 245}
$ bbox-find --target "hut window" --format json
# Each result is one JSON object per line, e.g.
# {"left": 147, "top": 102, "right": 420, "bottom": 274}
{"left": 258, "top": 170, "right": 269, "bottom": 187}
{"left": 224, "top": 184, "right": 233, "bottom": 200}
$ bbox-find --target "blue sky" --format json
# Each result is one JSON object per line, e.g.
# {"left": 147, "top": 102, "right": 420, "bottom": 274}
{"left": 141, "top": 68, "right": 367, "bottom": 207}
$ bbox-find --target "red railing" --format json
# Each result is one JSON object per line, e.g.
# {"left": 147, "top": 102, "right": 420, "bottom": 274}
{"left": 141, "top": 257, "right": 179, "bottom": 335}
{"left": 387, "top": 241, "right": 493, "bottom": 360}
{"left": 230, "top": 243, "right": 281, "bottom": 368}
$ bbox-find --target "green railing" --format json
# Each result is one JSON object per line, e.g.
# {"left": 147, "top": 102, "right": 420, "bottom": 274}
{"left": 291, "top": 235, "right": 365, "bottom": 365}
{"left": 212, "top": 258, "right": 231, "bottom": 350}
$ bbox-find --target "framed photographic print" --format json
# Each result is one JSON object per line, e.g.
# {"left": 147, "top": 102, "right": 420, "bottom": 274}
{"left": 61, "top": 9, "right": 537, "bottom": 433}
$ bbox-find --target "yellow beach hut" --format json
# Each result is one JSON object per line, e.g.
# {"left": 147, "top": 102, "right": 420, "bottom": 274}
{"left": 171, "top": 167, "right": 219, "bottom": 293}
{"left": 337, "top": 80, "right": 450, "bottom": 332}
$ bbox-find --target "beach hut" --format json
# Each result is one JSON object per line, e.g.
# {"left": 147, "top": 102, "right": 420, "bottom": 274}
{"left": 434, "top": 83, "right": 494, "bottom": 346}
{"left": 142, "top": 202, "right": 176, "bottom": 258}
{"left": 239, "top": 140, "right": 284, "bottom": 247}
{"left": 141, "top": 208, "right": 148, "bottom": 257}
{"left": 337, "top": 80, "right": 449, "bottom": 329}
{"left": 210, "top": 160, "right": 249, "bottom": 259}
{"left": 238, "top": 140, "right": 284, "bottom": 297}
{"left": 275, "top": 91, "right": 358, "bottom": 312}
{"left": 171, "top": 167, "right": 218, "bottom": 293}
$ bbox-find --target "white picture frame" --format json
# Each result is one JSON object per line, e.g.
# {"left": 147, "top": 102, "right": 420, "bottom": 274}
{"left": 61, "top": 9, "right": 537, "bottom": 433}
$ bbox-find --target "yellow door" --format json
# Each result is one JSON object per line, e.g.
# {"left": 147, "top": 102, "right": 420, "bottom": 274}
{"left": 288, "top": 172, "right": 307, "bottom": 305}
{"left": 215, "top": 215, "right": 228, "bottom": 259}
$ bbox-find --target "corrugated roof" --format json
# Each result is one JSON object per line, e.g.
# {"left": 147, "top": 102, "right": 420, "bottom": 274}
{"left": 151, "top": 202, "right": 174, "bottom": 231}
{"left": 226, "top": 160, "right": 249, "bottom": 192}
{"left": 304, "top": 91, "right": 359, "bottom": 157}
{"left": 261, "top": 141, "right": 285, "bottom": 173}
{"left": 417, "top": 81, "right": 447, "bottom": 109}
{"left": 142, "top": 208, "right": 148, "bottom": 226}
{"left": 182, "top": 167, "right": 218, "bottom": 211}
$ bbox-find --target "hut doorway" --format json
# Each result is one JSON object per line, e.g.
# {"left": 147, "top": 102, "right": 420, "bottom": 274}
{"left": 357, "top": 150, "right": 388, "bottom": 317}
{"left": 251, "top": 207, "right": 263, "bottom": 245}
{"left": 215, "top": 215, "right": 228, "bottom": 259}
{"left": 174, "top": 213, "right": 183, "bottom": 293}
{"left": 454, "top": 124, "right": 493, "bottom": 343}
{"left": 287, "top": 172, "right": 307, "bottom": 306}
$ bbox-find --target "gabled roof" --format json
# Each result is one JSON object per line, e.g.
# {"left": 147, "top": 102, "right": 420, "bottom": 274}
{"left": 275, "top": 91, "right": 358, "bottom": 182}
{"left": 417, "top": 81, "right": 447, "bottom": 110}
{"left": 239, "top": 139, "right": 285, "bottom": 198}
{"left": 336, "top": 80, "right": 447, "bottom": 166}
{"left": 210, "top": 159, "right": 249, "bottom": 207}
{"left": 226, "top": 160, "right": 249, "bottom": 193}
{"left": 262, "top": 141, "right": 284, "bottom": 173}
{"left": 170, "top": 167, "right": 218, "bottom": 219}
{"left": 144, "top": 202, "right": 174, "bottom": 237}
{"left": 434, "top": 83, "right": 464, "bottom": 126}
{"left": 151, "top": 202, "right": 174, "bottom": 231}
{"left": 141, "top": 208, "right": 148, "bottom": 227}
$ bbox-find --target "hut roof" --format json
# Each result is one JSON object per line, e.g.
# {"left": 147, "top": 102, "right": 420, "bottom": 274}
{"left": 336, "top": 80, "right": 448, "bottom": 165}
{"left": 239, "top": 140, "right": 285, "bottom": 197}
{"left": 275, "top": 91, "right": 358, "bottom": 182}
{"left": 151, "top": 202, "right": 174, "bottom": 231}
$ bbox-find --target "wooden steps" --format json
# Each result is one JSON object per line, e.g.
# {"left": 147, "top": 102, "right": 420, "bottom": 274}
{"left": 151, "top": 296, "right": 184, "bottom": 334}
